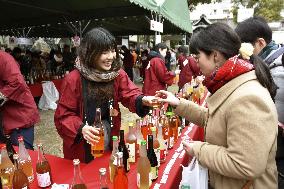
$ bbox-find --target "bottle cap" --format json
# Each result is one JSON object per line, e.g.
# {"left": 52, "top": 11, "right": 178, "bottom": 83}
{"left": 99, "top": 168, "right": 107, "bottom": 175}
{"left": 73, "top": 159, "right": 80, "bottom": 165}
{"left": 141, "top": 140, "right": 147, "bottom": 145}
{"left": 112, "top": 136, "right": 118, "bottom": 141}
{"left": 150, "top": 127, "right": 156, "bottom": 132}
{"left": 117, "top": 152, "right": 123, "bottom": 158}
{"left": 128, "top": 122, "right": 134, "bottom": 127}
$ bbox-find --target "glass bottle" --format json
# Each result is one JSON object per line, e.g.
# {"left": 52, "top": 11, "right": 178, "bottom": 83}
{"left": 159, "top": 109, "right": 169, "bottom": 150}
{"left": 5, "top": 135, "right": 16, "bottom": 164}
{"left": 126, "top": 122, "right": 137, "bottom": 163}
{"left": 166, "top": 105, "right": 174, "bottom": 149}
{"left": 147, "top": 135, "right": 158, "bottom": 181}
{"left": 0, "top": 144, "right": 14, "bottom": 189}
{"left": 136, "top": 119, "right": 144, "bottom": 158}
{"left": 99, "top": 168, "right": 108, "bottom": 189}
{"left": 70, "top": 159, "right": 86, "bottom": 189}
{"left": 91, "top": 108, "right": 105, "bottom": 158}
{"left": 109, "top": 136, "right": 118, "bottom": 183}
{"left": 118, "top": 130, "right": 129, "bottom": 172}
{"left": 170, "top": 115, "right": 180, "bottom": 144}
{"left": 113, "top": 152, "right": 128, "bottom": 189}
{"left": 36, "top": 143, "right": 52, "bottom": 188}
{"left": 12, "top": 154, "right": 29, "bottom": 189}
{"left": 18, "top": 136, "right": 34, "bottom": 183}
{"left": 150, "top": 127, "right": 160, "bottom": 167}
{"left": 137, "top": 140, "right": 151, "bottom": 189}
{"left": 157, "top": 126, "right": 167, "bottom": 163}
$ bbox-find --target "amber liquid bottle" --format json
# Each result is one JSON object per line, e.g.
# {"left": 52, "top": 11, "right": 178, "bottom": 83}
{"left": 126, "top": 122, "right": 137, "bottom": 163}
{"left": 113, "top": 152, "right": 128, "bottom": 189}
{"left": 0, "top": 144, "right": 14, "bottom": 189}
{"left": 91, "top": 108, "right": 105, "bottom": 158}
{"left": 36, "top": 143, "right": 52, "bottom": 188}
{"left": 12, "top": 154, "right": 29, "bottom": 189}
{"left": 109, "top": 136, "right": 118, "bottom": 183}
{"left": 166, "top": 105, "right": 174, "bottom": 149}
{"left": 70, "top": 159, "right": 87, "bottom": 189}
{"left": 137, "top": 140, "right": 151, "bottom": 189}
{"left": 150, "top": 127, "right": 160, "bottom": 167}
{"left": 118, "top": 130, "right": 129, "bottom": 172}
{"left": 18, "top": 136, "right": 34, "bottom": 183}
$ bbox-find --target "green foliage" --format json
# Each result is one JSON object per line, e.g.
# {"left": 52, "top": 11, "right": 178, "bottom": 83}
{"left": 232, "top": 0, "right": 284, "bottom": 22}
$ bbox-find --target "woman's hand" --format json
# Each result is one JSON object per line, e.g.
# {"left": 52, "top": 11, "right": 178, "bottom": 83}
{"left": 182, "top": 140, "right": 195, "bottom": 156}
{"left": 155, "top": 90, "right": 180, "bottom": 107}
{"left": 82, "top": 125, "right": 100, "bottom": 144}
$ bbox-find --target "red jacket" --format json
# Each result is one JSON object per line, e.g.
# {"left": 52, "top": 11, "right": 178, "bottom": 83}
{"left": 142, "top": 57, "right": 175, "bottom": 96}
{"left": 178, "top": 56, "right": 201, "bottom": 89}
{"left": 54, "top": 69, "right": 143, "bottom": 162}
{"left": 177, "top": 54, "right": 187, "bottom": 71}
{"left": 0, "top": 51, "right": 39, "bottom": 133}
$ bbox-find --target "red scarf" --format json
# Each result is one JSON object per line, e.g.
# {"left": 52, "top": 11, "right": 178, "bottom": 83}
{"left": 203, "top": 56, "right": 254, "bottom": 94}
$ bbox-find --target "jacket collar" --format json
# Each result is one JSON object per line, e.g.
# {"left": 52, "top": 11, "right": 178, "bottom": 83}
{"left": 206, "top": 70, "right": 257, "bottom": 115}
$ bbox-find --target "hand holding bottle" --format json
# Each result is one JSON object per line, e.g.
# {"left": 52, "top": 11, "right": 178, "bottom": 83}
{"left": 155, "top": 90, "right": 180, "bottom": 107}
{"left": 82, "top": 125, "right": 100, "bottom": 144}
{"left": 182, "top": 140, "right": 195, "bottom": 156}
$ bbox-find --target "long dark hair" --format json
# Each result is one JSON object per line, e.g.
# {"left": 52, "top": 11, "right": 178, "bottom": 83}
{"left": 78, "top": 27, "right": 120, "bottom": 69}
{"left": 189, "top": 22, "right": 277, "bottom": 100}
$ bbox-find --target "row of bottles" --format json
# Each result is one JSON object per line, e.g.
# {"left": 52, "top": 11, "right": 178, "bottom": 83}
{"left": 0, "top": 137, "right": 52, "bottom": 189}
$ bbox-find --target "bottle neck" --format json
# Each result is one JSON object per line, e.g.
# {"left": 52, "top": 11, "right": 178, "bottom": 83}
{"left": 148, "top": 136, "right": 154, "bottom": 150}
{"left": 129, "top": 126, "right": 135, "bottom": 135}
{"left": 95, "top": 109, "right": 102, "bottom": 128}
{"left": 119, "top": 131, "right": 125, "bottom": 145}
{"left": 1, "top": 147, "right": 11, "bottom": 163}
{"left": 73, "top": 163, "right": 84, "bottom": 184}
{"left": 37, "top": 145, "right": 46, "bottom": 162}
{"left": 112, "top": 141, "right": 118, "bottom": 155}
{"left": 140, "top": 144, "right": 147, "bottom": 157}
{"left": 14, "top": 158, "right": 19, "bottom": 170}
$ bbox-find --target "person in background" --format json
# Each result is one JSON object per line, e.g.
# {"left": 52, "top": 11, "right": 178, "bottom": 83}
{"left": 140, "top": 49, "right": 149, "bottom": 80}
{"left": 235, "top": 16, "right": 284, "bottom": 189}
{"left": 142, "top": 43, "right": 180, "bottom": 96}
{"left": 120, "top": 45, "right": 134, "bottom": 81}
{"left": 157, "top": 23, "right": 278, "bottom": 189}
{"left": 54, "top": 27, "right": 155, "bottom": 163}
{"left": 0, "top": 51, "right": 40, "bottom": 149}
{"left": 177, "top": 45, "right": 201, "bottom": 91}
{"left": 165, "top": 50, "right": 171, "bottom": 71}
{"left": 62, "top": 44, "right": 74, "bottom": 71}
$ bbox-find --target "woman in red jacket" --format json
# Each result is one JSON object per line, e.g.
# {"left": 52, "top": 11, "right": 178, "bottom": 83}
{"left": 54, "top": 27, "right": 154, "bottom": 163}
{"left": 0, "top": 51, "right": 39, "bottom": 149}
{"left": 142, "top": 43, "right": 179, "bottom": 96}
{"left": 177, "top": 46, "right": 201, "bottom": 90}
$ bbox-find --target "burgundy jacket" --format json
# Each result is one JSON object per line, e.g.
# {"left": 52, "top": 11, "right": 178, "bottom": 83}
{"left": 142, "top": 57, "right": 175, "bottom": 96}
{"left": 54, "top": 69, "right": 144, "bottom": 162}
{"left": 0, "top": 51, "right": 39, "bottom": 133}
{"left": 178, "top": 56, "right": 201, "bottom": 89}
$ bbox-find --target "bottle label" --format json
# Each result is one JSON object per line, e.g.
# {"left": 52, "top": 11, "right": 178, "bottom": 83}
{"left": 36, "top": 172, "right": 51, "bottom": 187}
{"left": 150, "top": 166, "right": 158, "bottom": 180}
{"left": 127, "top": 143, "right": 136, "bottom": 163}
{"left": 169, "top": 137, "right": 174, "bottom": 149}
{"left": 154, "top": 149, "right": 160, "bottom": 167}
{"left": 160, "top": 149, "right": 166, "bottom": 162}
{"left": 113, "top": 156, "right": 118, "bottom": 166}
{"left": 137, "top": 173, "right": 140, "bottom": 187}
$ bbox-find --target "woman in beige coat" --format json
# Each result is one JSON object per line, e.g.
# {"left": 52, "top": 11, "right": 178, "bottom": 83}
{"left": 157, "top": 23, "right": 278, "bottom": 189}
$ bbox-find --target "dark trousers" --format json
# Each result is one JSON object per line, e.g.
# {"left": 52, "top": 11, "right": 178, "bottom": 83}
{"left": 279, "top": 173, "right": 284, "bottom": 189}
{"left": 10, "top": 126, "right": 34, "bottom": 150}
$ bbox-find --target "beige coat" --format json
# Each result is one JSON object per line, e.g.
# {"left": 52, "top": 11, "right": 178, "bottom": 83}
{"left": 175, "top": 71, "right": 278, "bottom": 189}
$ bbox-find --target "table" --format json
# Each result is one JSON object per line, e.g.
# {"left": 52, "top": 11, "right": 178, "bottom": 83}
{"left": 28, "top": 79, "right": 63, "bottom": 98}
{"left": 22, "top": 125, "right": 202, "bottom": 189}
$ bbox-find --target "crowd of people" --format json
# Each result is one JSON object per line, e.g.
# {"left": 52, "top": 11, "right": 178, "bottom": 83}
{"left": 1, "top": 15, "right": 284, "bottom": 188}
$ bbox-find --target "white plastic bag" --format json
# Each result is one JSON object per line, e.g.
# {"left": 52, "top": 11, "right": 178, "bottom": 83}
{"left": 38, "top": 81, "right": 59, "bottom": 110}
{"left": 179, "top": 157, "right": 208, "bottom": 189}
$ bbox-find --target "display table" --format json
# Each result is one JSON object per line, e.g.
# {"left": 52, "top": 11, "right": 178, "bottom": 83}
{"left": 25, "top": 124, "right": 202, "bottom": 189}
{"left": 28, "top": 79, "right": 63, "bottom": 98}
